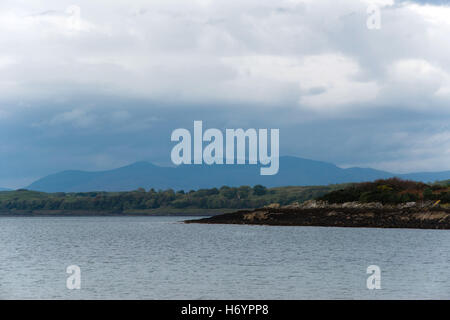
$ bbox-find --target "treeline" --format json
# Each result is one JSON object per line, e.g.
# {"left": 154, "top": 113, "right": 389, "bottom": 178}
{"left": 4, "top": 178, "right": 447, "bottom": 212}
{"left": 318, "top": 178, "right": 450, "bottom": 204}
{"left": 0, "top": 185, "right": 333, "bottom": 212}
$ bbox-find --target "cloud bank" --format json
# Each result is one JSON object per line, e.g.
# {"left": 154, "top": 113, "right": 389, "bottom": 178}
{"left": 0, "top": 0, "right": 449, "bottom": 188}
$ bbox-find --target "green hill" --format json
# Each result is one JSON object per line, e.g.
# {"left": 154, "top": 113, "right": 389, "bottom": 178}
{"left": 317, "top": 178, "right": 450, "bottom": 204}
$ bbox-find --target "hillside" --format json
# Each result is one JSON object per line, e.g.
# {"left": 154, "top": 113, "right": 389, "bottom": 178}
{"left": 26, "top": 156, "right": 450, "bottom": 192}
{"left": 318, "top": 178, "right": 450, "bottom": 204}
{"left": 186, "top": 179, "right": 450, "bottom": 229}
{"left": 0, "top": 184, "right": 338, "bottom": 215}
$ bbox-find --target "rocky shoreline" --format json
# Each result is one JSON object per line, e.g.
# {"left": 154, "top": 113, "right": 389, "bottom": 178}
{"left": 185, "top": 200, "right": 450, "bottom": 229}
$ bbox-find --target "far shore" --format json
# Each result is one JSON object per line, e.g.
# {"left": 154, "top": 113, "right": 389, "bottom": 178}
{"left": 0, "top": 208, "right": 237, "bottom": 217}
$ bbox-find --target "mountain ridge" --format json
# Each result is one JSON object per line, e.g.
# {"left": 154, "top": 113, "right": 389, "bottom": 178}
{"left": 26, "top": 156, "right": 450, "bottom": 192}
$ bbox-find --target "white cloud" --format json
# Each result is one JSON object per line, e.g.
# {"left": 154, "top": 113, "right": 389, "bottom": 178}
{"left": 0, "top": 0, "right": 448, "bottom": 114}
{"left": 222, "top": 54, "right": 380, "bottom": 110}
{"left": 49, "top": 108, "right": 97, "bottom": 128}
{"left": 375, "top": 59, "right": 450, "bottom": 111}
{"left": 408, "top": 3, "right": 450, "bottom": 27}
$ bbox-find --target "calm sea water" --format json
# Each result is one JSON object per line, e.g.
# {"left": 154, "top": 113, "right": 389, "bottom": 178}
{"left": 0, "top": 216, "right": 449, "bottom": 299}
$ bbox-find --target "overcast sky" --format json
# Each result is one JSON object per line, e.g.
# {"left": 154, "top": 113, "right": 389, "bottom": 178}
{"left": 1, "top": 0, "right": 450, "bottom": 188}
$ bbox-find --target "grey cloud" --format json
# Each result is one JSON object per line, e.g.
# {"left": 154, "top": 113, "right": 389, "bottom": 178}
{"left": 1, "top": 0, "right": 450, "bottom": 187}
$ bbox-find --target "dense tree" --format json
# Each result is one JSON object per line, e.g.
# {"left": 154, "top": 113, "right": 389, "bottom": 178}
{"left": 253, "top": 185, "right": 267, "bottom": 196}
{"left": 319, "top": 178, "right": 448, "bottom": 204}
{"left": 237, "top": 186, "right": 252, "bottom": 199}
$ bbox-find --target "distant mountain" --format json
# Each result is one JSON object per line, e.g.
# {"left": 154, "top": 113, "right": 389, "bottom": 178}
{"left": 0, "top": 187, "right": 11, "bottom": 191}
{"left": 400, "top": 171, "right": 450, "bottom": 182}
{"left": 26, "top": 156, "right": 450, "bottom": 192}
